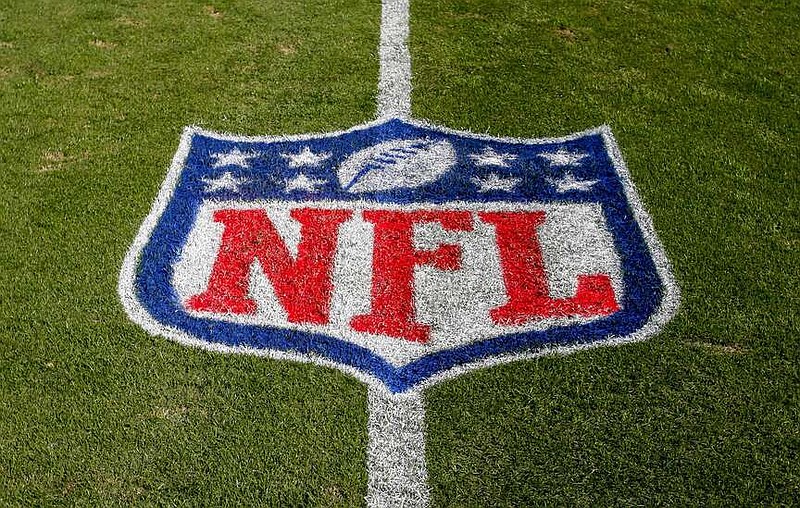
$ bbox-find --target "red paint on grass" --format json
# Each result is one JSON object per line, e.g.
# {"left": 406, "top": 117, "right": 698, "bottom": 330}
{"left": 188, "top": 208, "right": 352, "bottom": 324}
{"left": 479, "top": 211, "right": 618, "bottom": 325}
{"left": 351, "top": 210, "right": 473, "bottom": 343}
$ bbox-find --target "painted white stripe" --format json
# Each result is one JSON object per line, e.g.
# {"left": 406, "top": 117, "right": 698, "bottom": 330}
{"left": 369, "top": 3, "right": 421, "bottom": 500}
{"left": 377, "top": 0, "right": 412, "bottom": 118}
{"left": 366, "top": 386, "right": 430, "bottom": 508}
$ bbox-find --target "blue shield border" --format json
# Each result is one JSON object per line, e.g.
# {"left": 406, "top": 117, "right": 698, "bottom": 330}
{"left": 118, "top": 118, "right": 679, "bottom": 393}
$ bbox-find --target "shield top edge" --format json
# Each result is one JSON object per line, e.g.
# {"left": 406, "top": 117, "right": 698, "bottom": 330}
{"left": 184, "top": 117, "right": 611, "bottom": 146}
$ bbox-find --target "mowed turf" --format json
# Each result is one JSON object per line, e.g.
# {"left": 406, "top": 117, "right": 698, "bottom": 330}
{"left": 1, "top": 0, "right": 798, "bottom": 505}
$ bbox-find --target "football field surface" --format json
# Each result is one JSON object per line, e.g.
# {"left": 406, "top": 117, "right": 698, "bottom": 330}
{"left": 1, "top": 0, "right": 798, "bottom": 505}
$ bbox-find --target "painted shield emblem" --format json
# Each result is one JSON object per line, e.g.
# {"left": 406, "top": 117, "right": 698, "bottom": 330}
{"left": 119, "top": 118, "right": 678, "bottom": 393}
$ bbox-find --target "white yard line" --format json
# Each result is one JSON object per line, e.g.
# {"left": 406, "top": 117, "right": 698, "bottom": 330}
{"left": 366, "top": 386, "right": 430, "bottom": 508}
{"left": 367, "top": 3, "right": 431, "bottom": 506}
{"left": 377, "top": 0, "right": 412, "bottom": 119}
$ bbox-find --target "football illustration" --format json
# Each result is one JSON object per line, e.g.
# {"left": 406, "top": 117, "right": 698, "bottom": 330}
{"left": 337, "top": 137, "right": 456, "bottom": 193}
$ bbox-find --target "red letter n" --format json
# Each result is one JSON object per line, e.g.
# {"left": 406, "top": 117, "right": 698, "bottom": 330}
{"left": 187, "top": 208, "right": 352, "bottom": 324}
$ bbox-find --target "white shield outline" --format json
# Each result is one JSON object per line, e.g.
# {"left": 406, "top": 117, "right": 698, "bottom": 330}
{"left": 118, "top": 117, "right": 680, "bottom": 393}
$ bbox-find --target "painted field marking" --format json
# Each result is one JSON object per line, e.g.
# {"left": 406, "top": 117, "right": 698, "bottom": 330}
{"left": 372, "top": 2, "right": 428, "bottom": 502}
{"left": 118, "top": 1, "right": 680, "bottom": 506}
{"left": 377, "top": 0, "right": 411, "bottom": 119}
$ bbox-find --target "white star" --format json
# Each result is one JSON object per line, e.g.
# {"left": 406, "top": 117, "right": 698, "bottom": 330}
{"left": 285, "top": 174, "right": 327, "bottom": 193}
{"left": 281, "top": 147, "right": 332, "bottom": 168}
{"left": 210, "top": 148, "right": 260, "bottom": 168}
{"left": 471, "top": 173, "right": 521, "bottom": 193}
{"left": 469, "top": 147, "right": 518, "bottom": 167}
{"left": 538, "top": 148, "right": 589, "bottom": 167}
{"left": 201, "top": 171, "right": 250, "bottom": 193}
{"left": 548, "top": 172, "right": 598, "bottom": 192}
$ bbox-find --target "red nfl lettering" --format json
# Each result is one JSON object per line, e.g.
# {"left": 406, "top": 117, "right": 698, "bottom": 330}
{"left": 187, "top": 207, "right": 620, "bottom": 340}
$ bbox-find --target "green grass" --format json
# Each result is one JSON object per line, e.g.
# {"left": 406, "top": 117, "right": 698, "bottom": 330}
{"left": 1, "top": 0, "right": 798, "bottom": 505}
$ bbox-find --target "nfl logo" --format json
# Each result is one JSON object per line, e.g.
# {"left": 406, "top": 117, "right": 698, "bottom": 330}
{"left": 119, "top": 118, "right": 678, "bottom": 393}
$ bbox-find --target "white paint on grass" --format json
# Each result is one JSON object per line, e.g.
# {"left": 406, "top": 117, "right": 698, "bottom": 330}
{"left": 537, "top": 148, "right": 589, "bottom": 167}
{"left": 471, "top": 173, "right": 521, "bottom": 192}
{"left": 284, "top": 173, "right": 327, "bottom": 193}
{"left": 367, "top": 386, "right": 430, "bottom": 508}
{"left": 200, "top": 171, "right": 250, "bottom": 193}
{"left": 210, "top": 147, "right": 260, "bottom": 168}
{"left": 337, "top": 137, "right": 455, "bottom": 193}
{"left": 469, "top": 146, "right": 518, "bottom": 167}
{"left": 281, "top": 146, "right": 332, "bottom": 168}
{"left": 547, "top": 172, "right": 598, "bottom": 192}
{"left": 377, "top": 0, "right": 412, "bottom": 119}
